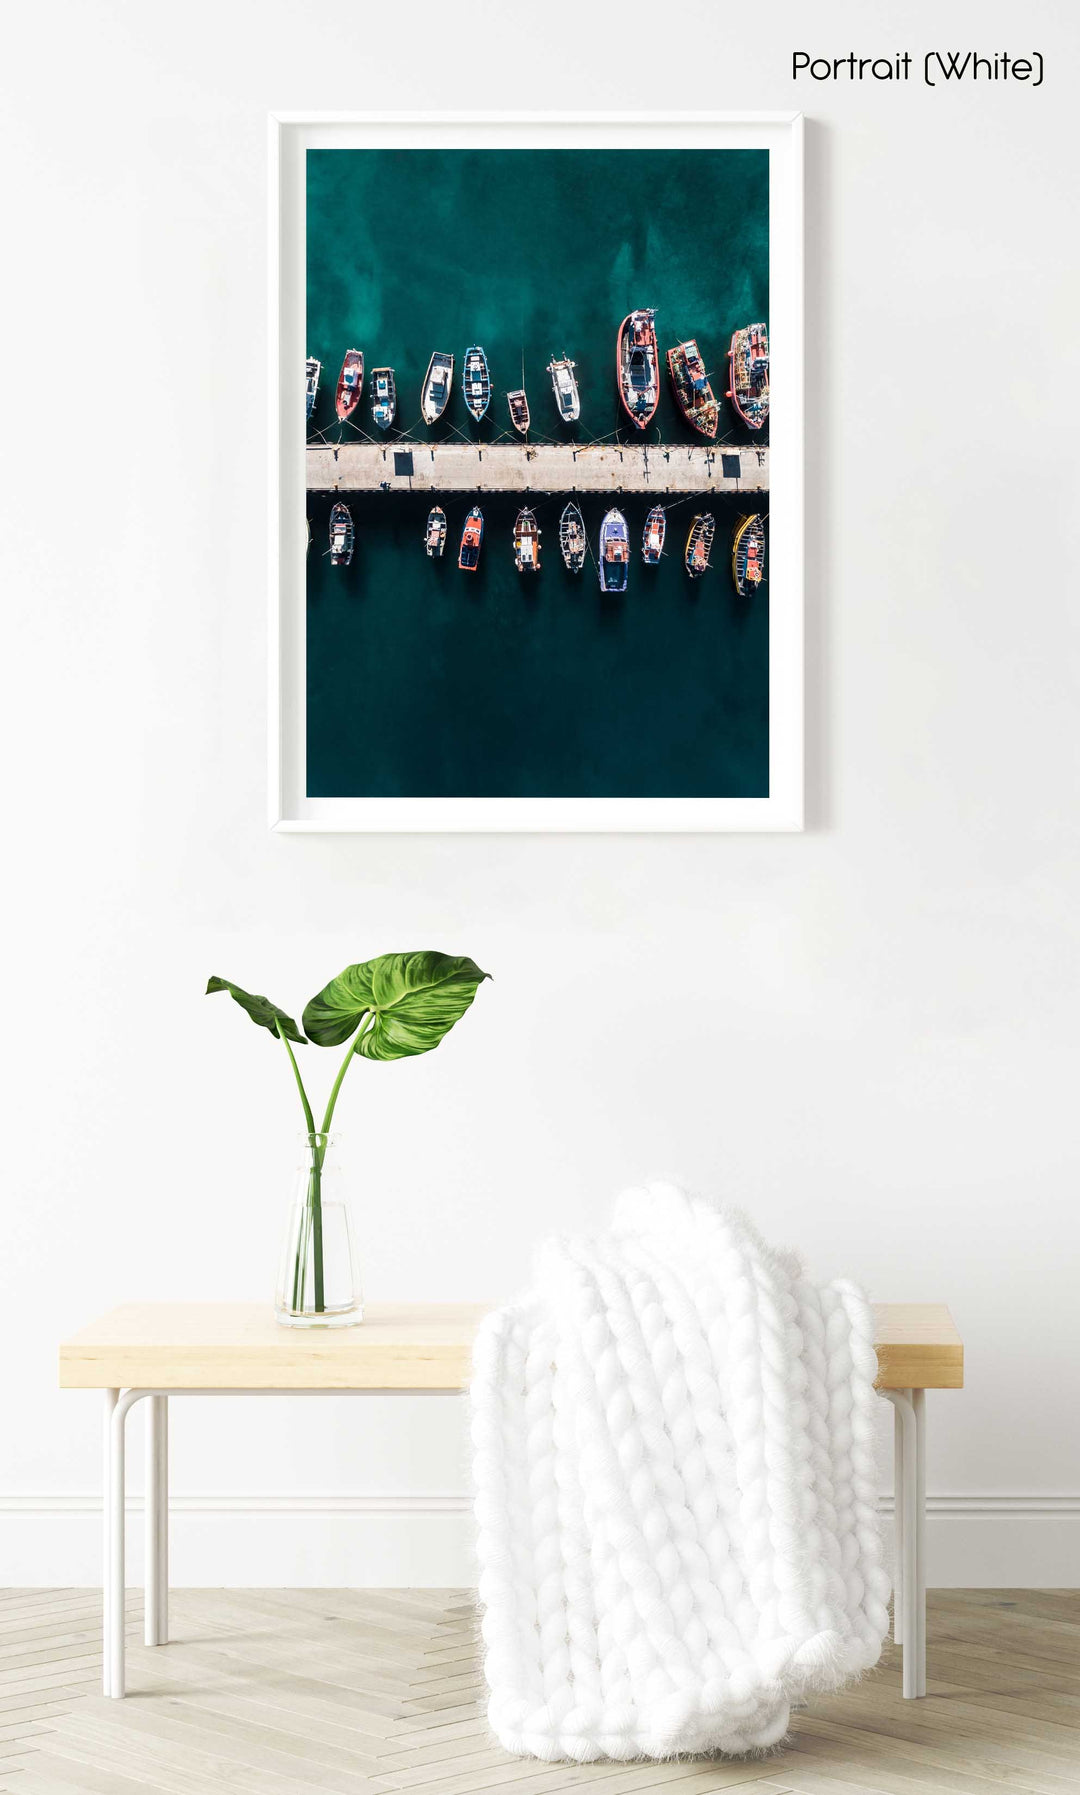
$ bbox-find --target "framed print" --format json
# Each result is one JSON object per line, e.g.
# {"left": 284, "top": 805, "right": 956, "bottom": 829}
{"left": 270, "top": 112, "right": 803, "bottom": 831}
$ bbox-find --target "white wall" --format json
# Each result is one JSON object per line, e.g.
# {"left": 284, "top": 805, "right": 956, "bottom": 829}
{"left": 2, "top": 0, "right": 1078, "bottom": 1589}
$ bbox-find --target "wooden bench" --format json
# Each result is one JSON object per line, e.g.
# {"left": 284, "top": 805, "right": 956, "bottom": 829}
{"left": 60, "top": 1301, "right": 963, "bottom": 1701}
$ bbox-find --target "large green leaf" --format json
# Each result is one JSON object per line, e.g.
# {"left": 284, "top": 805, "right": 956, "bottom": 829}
{"left": 206, "top": 977, "right": 306, "bottom": 1044}
{"left": 302, "top": 952, "right": 490, "bottom": 1060}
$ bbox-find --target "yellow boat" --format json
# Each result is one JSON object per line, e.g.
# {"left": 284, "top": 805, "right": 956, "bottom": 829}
{"left": 732, "top": 514, "right": 766, "bottom": 595}
{"left": 684, "top": 513, "right": 715, "bottom": 578}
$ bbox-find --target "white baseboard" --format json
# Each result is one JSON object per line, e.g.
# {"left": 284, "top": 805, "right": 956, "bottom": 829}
{"left": 1, "top": 1493, "right": 1077, "bottom": 1588}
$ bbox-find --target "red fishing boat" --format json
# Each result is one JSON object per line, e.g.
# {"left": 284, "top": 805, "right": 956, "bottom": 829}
{"left": 727, "top": 324, "right": 769, "bottom": 429}
{"left": 666, "top": 339, "right": 719, "bottom": 439}
{"left": 616, "top": 309, "right": 659, "bottom": 429}
{"left": 335, "top": 349, "right": 364, "bottom": 423}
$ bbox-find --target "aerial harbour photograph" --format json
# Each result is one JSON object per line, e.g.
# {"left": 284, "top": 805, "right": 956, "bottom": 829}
{"left": 305, "top": 148, "right": 770, "bottom": 800}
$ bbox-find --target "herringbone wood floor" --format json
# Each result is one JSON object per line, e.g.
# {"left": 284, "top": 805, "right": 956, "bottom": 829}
{"left": 1, "top": 1590, "right": 1078, "bottom": 1795}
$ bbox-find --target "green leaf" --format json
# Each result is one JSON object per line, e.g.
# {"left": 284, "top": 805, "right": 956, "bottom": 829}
{"left": 302, "top": 952, "right": 490, "bottom": 1060}
{"left": 206, "top": 977, "right": 306, "bottom": 1044}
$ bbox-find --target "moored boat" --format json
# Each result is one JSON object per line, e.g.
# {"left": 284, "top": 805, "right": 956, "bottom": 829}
{"left": 617, "top": 309, "right": 659, "bottom": 429}
{"left": 727, "top": 323, "right": 770, "bottom": 429}
{"left": 642, "top": 505, "right": 666, "bottom": 564}
{"left": 666, "top": 339, "right": 719, "bottom": 439}
{"left": 305, "top": 357, "right": 321, "bottom": 418}
{"left": 685, "top": 513, "right": 715, "bottom": 579}
{"left": 598, "top": 508, "right": 629, "bottom": 593}
{"left": 329, "top": 503, "right": 354, "bottom": 567}
{"left": 421, "top": 352, "right": 454, "bottom": 425}
{"left": 335, "top": 349, "right": 364, "bottom": 423}
{"left": 732, "top": 513, "right": 766, "bottom": 595}
{"left": 463, "top": 346, "right": 491, "bottom": 421}
{"left": 458, "top": 506, "right": 484, "bottom": 572}
{"left": 558, "top": 502, "right": 586, "bottom": 572}
{"left": 546, "top": 356, "right": 580, "bottom": 423}
{"left": 513, "top": 508, "right": 541, "bottom": 574}
{"left": 506, "top": 388, "right": 530, "bottom": 436}
{"left": 424, "top": 506, "right": 447, "bottom": 558}
{"left": 370, "top": 366, "right": 397, "bottom": 429}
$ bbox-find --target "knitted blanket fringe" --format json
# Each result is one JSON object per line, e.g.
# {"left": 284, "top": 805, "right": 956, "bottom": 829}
{"left": 471, "top": 1184, "right": 890, "bottom": 1761}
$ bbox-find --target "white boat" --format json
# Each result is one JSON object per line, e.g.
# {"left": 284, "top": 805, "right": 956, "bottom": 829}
{"left": 546, "top": 356, "right": 580, "bottom": 423}
{"left": 370, "top": 367, "right": 397, "bottom": 429}
{"left": 421, "top": 352, "right": 454, "bottom": 425}
{"left": 642, "top": 505, "right": 666, "bottom": 564}
{"left": 513, "top": 508, "right": 541, "bottom": 574}
{"left": 305, "top": 357, "right": 321, "bottom": 418}
{"left": 598, "top": 508, "right": 629, "bottom": 593}
{"left": 559, "top": 502, "right": 586, "bottom": 572}
{"left": 424, "top": 506, "right": 447, "bottom": 558}
{"left": 329, "top": 503, "right": 354, "bottom": 567}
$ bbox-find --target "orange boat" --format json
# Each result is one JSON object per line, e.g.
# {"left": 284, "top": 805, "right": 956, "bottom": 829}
{"left": 458, "top": 506, "right": 484, "bottom": 572}
{"left": 617, "top": 309, "right": 659, "bottom": 429}
{"left": 335, "top": 349, "right": 364, "bottom": 423}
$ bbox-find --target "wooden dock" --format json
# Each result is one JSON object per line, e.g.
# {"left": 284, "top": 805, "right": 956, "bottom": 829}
{"left": 306, "top": 440, "right": 769, "bottom": 496}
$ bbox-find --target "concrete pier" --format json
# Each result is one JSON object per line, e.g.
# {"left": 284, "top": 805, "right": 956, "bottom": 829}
{"left": 306, "top": 440, "right": 769, "bottom": 496}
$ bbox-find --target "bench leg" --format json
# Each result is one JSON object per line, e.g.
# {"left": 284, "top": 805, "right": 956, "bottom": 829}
{"left": 913, "top": 1387, "right": 927, "bottom": 1695}
{"left": 893, "top": 1401, "right": 904, "bottom": 1644}
{"left": 884, "top": 1387, "right": 923, "bottom": 1697}
{"left": 102, "top": 1389, "right": 118, "bottom": 1695}
{"left": 107, "top": 1390, "right": 128, "bottom": 1697}
{"left": 145, "top": 1395, "right": 169, "bottom": 1647}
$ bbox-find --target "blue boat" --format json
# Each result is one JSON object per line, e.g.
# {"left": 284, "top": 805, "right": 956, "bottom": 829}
{"left": 463, "top": 346, "right": 491, "bottom": 421}
{"left": 598, "top": 508, "right": 629, "bottom": 593}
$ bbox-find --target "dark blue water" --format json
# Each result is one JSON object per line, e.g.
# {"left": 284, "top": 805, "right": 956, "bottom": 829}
{"left": 306, "top": 149, "right": 768, "bottom": 799}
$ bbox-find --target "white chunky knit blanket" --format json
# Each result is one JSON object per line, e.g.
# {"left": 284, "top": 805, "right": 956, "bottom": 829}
{"left": 471, "top": 1184, "right": 890, "bottom": 1761}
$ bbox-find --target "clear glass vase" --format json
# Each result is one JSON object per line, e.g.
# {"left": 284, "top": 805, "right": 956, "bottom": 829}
{"left": 275, "top": 1134, "right": 363, "bottom": 1328}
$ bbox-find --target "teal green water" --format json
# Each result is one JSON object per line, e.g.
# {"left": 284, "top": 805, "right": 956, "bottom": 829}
{"left": 306, "top": 149, "right": 768, "bottom": 799}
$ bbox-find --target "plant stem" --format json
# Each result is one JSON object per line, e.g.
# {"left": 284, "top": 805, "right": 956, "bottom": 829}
{"left": 279, "top": 1014, "right": 374, "bottom": 1320}
{"left": 319, "top": 1013, "right": 374, "bottom": 1137}
{"left": 291, "top": 1195, "right": 309, "bottom": 1310}
{"left": 276, "top": 1022, "right": 316, "bottom": 1137}
{"left": 276, "top": 1021, "right": 320, "bottom": 1313}
{"left": 308, "top": 1155, "right": 324, "bottom": 1312}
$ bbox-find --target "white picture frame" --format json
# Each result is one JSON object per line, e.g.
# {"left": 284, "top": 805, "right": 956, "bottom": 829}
{"left": 270, "top": 111, "right": 803, "bottom": 832}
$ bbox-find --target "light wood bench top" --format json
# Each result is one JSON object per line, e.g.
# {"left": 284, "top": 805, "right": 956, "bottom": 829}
{"left": 59, "top": 1301, "right": 962, "bottom": 1392}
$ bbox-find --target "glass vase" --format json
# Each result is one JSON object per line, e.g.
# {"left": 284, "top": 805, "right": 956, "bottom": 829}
{"left": 275, "top": 1134, "right": 363, "bottom": 1328}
